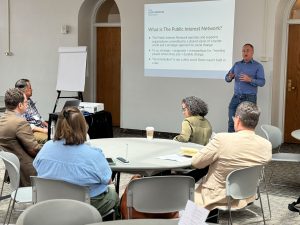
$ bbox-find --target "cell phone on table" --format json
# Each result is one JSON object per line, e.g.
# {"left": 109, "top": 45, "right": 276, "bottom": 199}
{"left": 116, "top": 157, "right": 129, "bottom": 163}
{"left": 106, "top": 158, "right": 116, "bottom": 165}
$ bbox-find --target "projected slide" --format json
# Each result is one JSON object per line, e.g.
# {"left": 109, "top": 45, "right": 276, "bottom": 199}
{"left": 144, "top": 0, "right": 235, "bottom": 79}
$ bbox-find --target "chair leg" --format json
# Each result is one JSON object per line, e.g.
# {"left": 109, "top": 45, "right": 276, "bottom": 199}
{"left": 115, "top": 172, "right": 121, "bottom": 194}
{"left": 258, "top": 187, "right": 266, "bottom": 225}
{"left": 267, "top": 168, "right": 274, "bottom": 185}
{"left": 264, "top": 185, "right": 272, "bottom": 219}
{"left": 262, "top": 168, "right": 272, "bottom": 218}
{"left": 7, "top": 198, "right": 17, "bottom": 225}
{"left": 3, "top": 198, "right": 12, "bottom": 225}
{"left": 0, "top": 180, "right": 4, "bottom": 197}
{"left": 0, "top": 170, "right": 8, "bottom": 196}
{"left": 227, "top": 196, "right": 232, "bottom": 225}
{"left": 5, "top": 190, "right": 19, "bottom": 225}
{"left": 127, "top": 207, "right": 132, "bottom": 219}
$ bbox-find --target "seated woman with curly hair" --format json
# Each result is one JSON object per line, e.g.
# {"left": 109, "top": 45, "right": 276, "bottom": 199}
{"left": 174, "top": 96, "right": 212, "bottom": 145}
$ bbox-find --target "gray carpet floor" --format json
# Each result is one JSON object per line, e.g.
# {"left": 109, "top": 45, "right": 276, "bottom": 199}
{"left": 1, "top": 128, "right": 300, "bottom": 224}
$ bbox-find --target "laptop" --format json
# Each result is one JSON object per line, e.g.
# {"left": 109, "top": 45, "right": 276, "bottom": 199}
{"left": 62, "top": 100, "right": 81, "bottom": 109}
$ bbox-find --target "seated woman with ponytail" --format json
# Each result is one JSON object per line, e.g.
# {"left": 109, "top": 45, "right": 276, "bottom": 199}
{"left": 33, "top": 106, "right": 119, "bottom": 219}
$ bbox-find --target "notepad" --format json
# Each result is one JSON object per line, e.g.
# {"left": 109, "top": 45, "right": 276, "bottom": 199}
{"left": 179, "top": 200, "right": 209, "bottom": 225}
{"left": 179, "top": 147, "right": 199, "bottom": 157}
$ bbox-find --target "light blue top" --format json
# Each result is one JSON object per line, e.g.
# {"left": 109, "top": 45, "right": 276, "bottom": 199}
{"left": 225, "top": 59, "right": 265, "bottom": 95}
{"left": 33, "top": 140, "right": 112, "bottom": 197}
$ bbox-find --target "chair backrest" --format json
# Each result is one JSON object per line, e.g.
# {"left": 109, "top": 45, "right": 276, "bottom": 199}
{"left": 261, "top": 124, "right": 282, "bottom": 149}
{"left": 226, "top": 165, "right": 263, "bottom": 199}
{"left": 16, "top": 199, "right": 102, "bottom": 225}
{"left": 31, "top": 176, "right": 90, "bottom": 203}
{"left": 0, "top": 151, "right": 20, "bottom": 191}
{"left": 127, "top": 176, "right": 195, "bottom": 215}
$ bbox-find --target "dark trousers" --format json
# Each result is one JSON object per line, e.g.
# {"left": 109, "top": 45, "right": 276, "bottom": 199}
{"left": 186, "top": 166, "right": 209, "bottom": 183}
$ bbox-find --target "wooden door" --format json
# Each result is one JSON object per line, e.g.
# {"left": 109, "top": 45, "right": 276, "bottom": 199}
{"left": 96, "top": 27, "right": 121, "bottom": 126}
{"left": 284, "top": 24, "right": 300, "bottom": 143}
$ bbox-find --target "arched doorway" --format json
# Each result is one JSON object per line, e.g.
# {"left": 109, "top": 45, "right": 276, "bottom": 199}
{"left": 95, "top": 0, "right": 121, "bottom": 127}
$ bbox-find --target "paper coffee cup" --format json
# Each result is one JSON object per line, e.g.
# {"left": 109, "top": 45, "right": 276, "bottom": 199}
{"left": 146, "top": 127, "right": 154, "bottom": 140}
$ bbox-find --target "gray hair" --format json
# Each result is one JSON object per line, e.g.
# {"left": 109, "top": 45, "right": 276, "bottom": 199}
{"left": 182, "top": 96, "right": 208, "bottom": 117}
{"left": 235, "top": 101, "right": 260, "bottom": 129}
{"left": 15, "top": 79, "right": 30, "bottom": 92}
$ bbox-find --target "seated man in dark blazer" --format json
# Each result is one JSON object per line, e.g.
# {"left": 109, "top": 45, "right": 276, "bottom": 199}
{"left": 0, "top": 88, "right": 41, "bottom": 186}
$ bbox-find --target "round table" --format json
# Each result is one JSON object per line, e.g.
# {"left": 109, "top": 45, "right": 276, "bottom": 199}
{"left": 88, "top": 137, "right": 203, "bottom": 175}
{"left": 88, "top": 137, "right": 203, "bottom": 193}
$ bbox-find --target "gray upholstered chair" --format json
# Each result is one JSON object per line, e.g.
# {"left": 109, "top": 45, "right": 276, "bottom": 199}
{"left": 126, "top": 176, "right": 195, "bottom": 219}
{"left": 0, "top": 151, "right": 32, "bottom": 225}
{"left": 218, "top": 165, "right": 266, "bottom": 225}
{"left": 16, "top": 199, "right": 102, "bottom": 225}
{"left": 30, "top": 176, "right": 115, "bottom": 220}
{"left": 30, "top": 176, "right": 89, "bottom": 203}
{"left": 261, "top": 124, "right": 300, "bottom": 183}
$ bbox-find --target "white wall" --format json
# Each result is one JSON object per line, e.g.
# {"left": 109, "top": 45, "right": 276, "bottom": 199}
{"left": 0, "top": 0, "right": 288, "bottom": 135}
{"left": 115, "top": 0, "right": 275, "bottom": 133}
{"left": 0, "top": 0, "right": 84, "bottom": 118}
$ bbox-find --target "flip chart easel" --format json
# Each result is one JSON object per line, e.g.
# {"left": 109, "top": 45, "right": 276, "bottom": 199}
{"left": 53, "top": 46, "right": 87, "bottom": 113}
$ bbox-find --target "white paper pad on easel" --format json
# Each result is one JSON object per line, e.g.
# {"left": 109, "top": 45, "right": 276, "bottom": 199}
{"left": 179, "top": 200, "right": 209, "bottom": 225}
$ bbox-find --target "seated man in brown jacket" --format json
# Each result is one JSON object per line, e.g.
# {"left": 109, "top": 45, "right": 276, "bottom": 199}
{"left": 0, "top": 88, "right": 41, "bottom": 186}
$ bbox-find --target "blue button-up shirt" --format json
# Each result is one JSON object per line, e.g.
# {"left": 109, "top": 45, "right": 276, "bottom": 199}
{"left": 225, "top": 59, "right": 265, "bottom": 95}
{"left": 33, "top": 140, "right": 112, "bottom": 197}
{"left": 23, "top": 98, "right": 45, "bottom": 128}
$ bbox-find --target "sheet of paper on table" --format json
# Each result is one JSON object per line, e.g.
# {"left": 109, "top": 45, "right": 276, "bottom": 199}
{"left": 156, "top": 154, "right": 191, "bottom": 162}
{"left": 178, "top": 200, "right": 209, "bottom": 225}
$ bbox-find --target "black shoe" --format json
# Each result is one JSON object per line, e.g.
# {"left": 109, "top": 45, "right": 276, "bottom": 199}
{"left": 205, "top": 208, "right": 219, "bottom": 224}
{"left": 288, "top": 202, "right": 299, "bottom": 212}
{"left": 296, "top": 196, "right": 300, "bottom": 204}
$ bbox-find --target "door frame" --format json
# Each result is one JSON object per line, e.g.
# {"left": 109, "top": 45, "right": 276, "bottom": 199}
{"left": 278, "top": 0, "right": 300, "bottom": 137}
{"left": 90, "top": 0, "right": 121, "bottom": 125}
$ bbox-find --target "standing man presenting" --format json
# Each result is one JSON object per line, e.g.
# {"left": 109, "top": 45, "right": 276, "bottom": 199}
{"left": 225, "top": 43, "right": 265, "bottom": 132}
